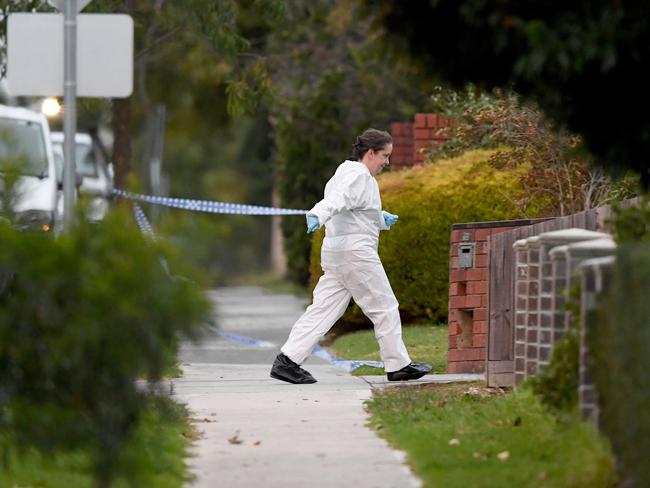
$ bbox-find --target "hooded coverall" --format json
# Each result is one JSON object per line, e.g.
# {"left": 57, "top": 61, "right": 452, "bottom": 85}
{"left": 280, "top": 160, "right": 412, "bottom": 373}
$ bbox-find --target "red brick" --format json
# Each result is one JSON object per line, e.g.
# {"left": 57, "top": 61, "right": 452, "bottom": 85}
{"left": 448, "top": 335, "right": 458, "bottom": 349}
{"left": 448, "top": 348, "right": 485, "bottom": 362}
{"left": 414, "top": 128, "right": 430, "bottom": 139}
{"left": 466, "top": 268, "right": 487, "bottom": 281}
{"left": 414, "top": 113, "right": 427, "bottom": 127}
{"left": 450, "top": 256, "right": 459, "bottom": 269}
{"left": 473, "top": 334, "right": 487, "bottom": 348}
{"left": 447, "top": 361, "right": 486, "bottom": 374}
{"left": 475, "top": 228, "right": 492, "bottom": 241}
{"left": 473, "top": 308, "right": 487, "bottom": 321}
{"left": 448, "top": 321, "right": 461, "bottom": 336}
{"left": 475, "top": 241, "right": 489, "bottom": 255}
{"left": 465, "top": 295, "right": 482, "bottom": 308}
{"left": 448, "top": 309, "right": 457, "bottom": 322}
{"left": 481, "top": 294, "right": 489, "bottom": 307}
{"left": 449, "top": 270, "right": 462, "bottom": 282}
{"left": 467, "top": 281, "right": 488, "bottom": 295}
{"left": 449, "top": 282, "right": 460, "bottom": 296}
{"left": 450, "top": 242, "right": 458, "bottom": 257}
{"left": 427, "top": 113, "right": 438, "bottom": 128}
{"left": 449, "top": 295, "right": 466, "bottom": 309}
{"left": 474, "top": 254, "right": 489, "bottom": 268}
{"left": 473, "top": 320, "right": 488, "bottom": 334}
{"left": 414, "top": 140, "right": 430, "bottom": 150}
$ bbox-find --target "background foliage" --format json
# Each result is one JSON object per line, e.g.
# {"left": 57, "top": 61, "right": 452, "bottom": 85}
{"left": 267, "top": 0, "right": 431, "bottom": 283}
{"left": 374, "top": 0, "right": 650, "bottom": 187}
{"left": 0, "top": 208, "right": 210, "bottom": 487}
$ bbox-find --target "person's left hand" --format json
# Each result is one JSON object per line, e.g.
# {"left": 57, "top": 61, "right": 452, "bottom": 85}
{"left": 383, "top": 211, "right": 399, "bottom": 228}
{"left": 306, "top": 215, "right": 321, "bottom": 233}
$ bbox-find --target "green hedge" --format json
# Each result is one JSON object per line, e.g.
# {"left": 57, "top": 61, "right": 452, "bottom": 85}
{"left": 310, "top": 149, "right": 534, "bottom": 326}
{"left": 590, "top": 242, "right": 650, "bottom": 487}
{"left": 0, "top": 208, "right": 210, "bottom": 487}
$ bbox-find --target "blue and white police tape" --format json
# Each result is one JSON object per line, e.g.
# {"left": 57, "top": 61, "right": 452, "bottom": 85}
{"left": 218, "top": 331, "right": 276, "bottom": 349}
{"left": 132, "top": 203, "right": 156, "bottom": 239}
{"left": 215, "top": 331, "right": 384, "bottom": 373}
{"left": 312, "top": 345, "right": 384, "bottom": 373}
{"left": 114, "top": 189, "right": 308, "bottom": 216}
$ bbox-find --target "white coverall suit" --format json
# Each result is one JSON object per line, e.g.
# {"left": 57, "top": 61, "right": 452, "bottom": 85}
{"left": 280, "top": 160, "right": 412, "bottom": 373}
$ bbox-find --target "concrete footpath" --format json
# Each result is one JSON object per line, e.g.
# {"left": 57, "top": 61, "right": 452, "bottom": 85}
{"left": 172, "top": 287, "right": 482, "bottom": 488}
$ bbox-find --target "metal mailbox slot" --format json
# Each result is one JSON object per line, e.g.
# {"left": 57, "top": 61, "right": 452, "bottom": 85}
{"left": 459, "top": 243, "right": 475, "bottom": 269}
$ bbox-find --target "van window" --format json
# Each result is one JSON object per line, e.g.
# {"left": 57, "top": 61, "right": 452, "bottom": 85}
{"left": 0, "top": 117, "right": 48, "bottom": 177}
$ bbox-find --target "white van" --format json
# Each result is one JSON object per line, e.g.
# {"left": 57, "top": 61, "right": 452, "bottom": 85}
{"left": 0, "top": 104, "right": 60, "bottom": 233}
{"left": 50, "top": 132, "right": 112, "bottom": 222}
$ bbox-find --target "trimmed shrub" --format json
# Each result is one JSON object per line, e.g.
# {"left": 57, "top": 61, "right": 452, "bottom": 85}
{"left": 0, "top": 208, "right": 210, "bottom": 487}
{"left": 589, "top": 242, "right": 650, "bottom": 487}
{"left": 310, "top": 149, "right": 536, "bottom": 326}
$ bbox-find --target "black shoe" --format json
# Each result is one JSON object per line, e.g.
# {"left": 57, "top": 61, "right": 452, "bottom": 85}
{"left": 386, "top": 362, "right": 432, "bottom": 381}
{"left": 270, "top": 353, "right": 317, "bottom": 384}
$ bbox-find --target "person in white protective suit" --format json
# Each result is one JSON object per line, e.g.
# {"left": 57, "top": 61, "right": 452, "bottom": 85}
{"left": 270, "top": 128, "right": 432, "bottom": 384}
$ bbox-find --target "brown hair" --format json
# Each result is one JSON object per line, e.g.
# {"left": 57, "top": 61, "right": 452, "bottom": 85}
{"left": 352, "top": 128, "right": 392, "bottom": 160}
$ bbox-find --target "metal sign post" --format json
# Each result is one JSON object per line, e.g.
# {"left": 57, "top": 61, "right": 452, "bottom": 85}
{"left": 63, "top": 0, "right": 78, "bottom": 230}
{"left": 7, "top": 2, "right": 133, "bottom": 232}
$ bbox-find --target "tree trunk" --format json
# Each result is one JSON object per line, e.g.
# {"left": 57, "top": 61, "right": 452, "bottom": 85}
{"left": 112, "top": 97, "right": 132, "bottom": 192}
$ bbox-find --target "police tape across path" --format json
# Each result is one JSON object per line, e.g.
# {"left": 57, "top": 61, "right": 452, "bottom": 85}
{"left": 114, "top": 189, "right": 309, "bottom": 216}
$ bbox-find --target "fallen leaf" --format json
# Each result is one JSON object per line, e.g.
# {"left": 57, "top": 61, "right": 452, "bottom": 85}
{"left": 448, "top": 438, "right": 461, "bottom": 446}
{"left": 252, "top": 440, "right": 261, "bottom": 446}
{"left": 513, "top": 416, "right": 522, "bottom": 426}
{"left": 497, "top": 451, "right": 510, "bottom": 461}
{"left": 228, "top": 432, "right": 243, "bottom": 445}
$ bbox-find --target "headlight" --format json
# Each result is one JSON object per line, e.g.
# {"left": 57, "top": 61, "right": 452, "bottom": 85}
{"left": 15, "top": 210, "right": 54, "bottom": 233}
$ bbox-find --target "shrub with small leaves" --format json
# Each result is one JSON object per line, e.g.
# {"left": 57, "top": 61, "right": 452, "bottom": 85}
{"left": 0, "top": 207, "right": 211, "bottom": 487}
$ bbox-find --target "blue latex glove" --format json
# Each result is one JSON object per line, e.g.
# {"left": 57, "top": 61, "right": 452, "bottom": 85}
{"left": 383, "top": 211, "right": 399, "bottom": 228}
{"left": 306, "top": 215, "right": 321, "bottom": 234}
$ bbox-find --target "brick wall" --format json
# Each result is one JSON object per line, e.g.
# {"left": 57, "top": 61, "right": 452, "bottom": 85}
{"left": 389, "top": 113, "right": 452, "bottom": 168}
{"left": 389, "top": 122, "right": 414, "bottom": 168}
{"left": 448, "top": 219, "right": 548, "bottom": 374}
{"left": 414, "top": 113, "right": 452, "bottom": 164}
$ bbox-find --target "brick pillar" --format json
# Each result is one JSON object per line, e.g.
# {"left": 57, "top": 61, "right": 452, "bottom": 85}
{"left": 526, "top": 236, "right": 541, "bottom": 377}
{"left": 413, "top": 113, "right": 452, "bottom": 164}
{"left": 578, "top": 255, "right": 616, "bottom": 424}
{"left": 546, "top": 229, "right": 611, "bottom": 341}
{"left": 389, "top": 122, "right": 414, "bottom": 168}
{"left": 536, "top": 229, "right": 608, "bottom": 369}
{"left": 447, "top": 226, "right": 488, "bottom": 374}
{"left": 513, "top": 238, "right": 529, "bottom": 385}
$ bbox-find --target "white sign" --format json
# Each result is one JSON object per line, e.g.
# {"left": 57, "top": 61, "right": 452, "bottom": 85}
{"left": 7, "top": 13, "right": 133, "bottom": 98}
{"left": 47, "top": 0, "right": 93, "bottom": 12}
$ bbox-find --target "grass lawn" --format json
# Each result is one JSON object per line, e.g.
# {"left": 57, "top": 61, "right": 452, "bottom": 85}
{"left": 0, "top": 397, "right": 194, "bottom": 488}
{"left": 329, "top": 323, "right": 448, "bottom": 375}
{"left": 367, "top": 383, "right": 616, "bottom": 488}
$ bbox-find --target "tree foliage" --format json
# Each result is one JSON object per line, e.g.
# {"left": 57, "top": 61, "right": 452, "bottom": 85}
{"left": 428, "top": 87, "right": 639, "bottom": 217}
{"left": 266, "top": 0, "right": 431, "bottom": 282}
{"left": 371, "top": 0, "right": 650, "bottom": 187}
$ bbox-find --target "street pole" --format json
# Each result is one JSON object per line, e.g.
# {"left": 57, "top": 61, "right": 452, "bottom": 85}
{"left": 63, "top": 0, "right": 77, "bottom": 230}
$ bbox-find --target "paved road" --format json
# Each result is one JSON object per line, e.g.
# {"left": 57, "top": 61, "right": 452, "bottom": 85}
{"left": 173, "top": 287, "right": 422, "bottom": 488}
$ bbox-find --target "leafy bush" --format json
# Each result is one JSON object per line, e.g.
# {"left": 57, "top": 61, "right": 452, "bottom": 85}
{"left": 528, "top": 328, "right": 579, "bottom": 412}
{"left": 429, "top": 87, "right": 639, "bottom": 217}
{"left": 310, "top": 149, "right": 534, "bottom": 326}
{"left": 0, "top": 208, "right": 211, "bottom": 487}
{"left": 590, "top": 242, "right": 650, "bottom": 488}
